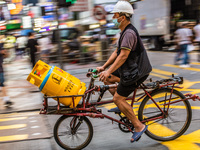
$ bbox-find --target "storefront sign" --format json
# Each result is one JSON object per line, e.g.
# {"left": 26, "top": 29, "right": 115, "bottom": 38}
{"left": 0, "top": 26, "right": 6, "bottom": 30}
{"left": 10, "top": 0, "right": 23, "bottom": 15}
{"left": 94, "top": 0, "right": 117, "bottom": 5}
{"left": 93, "top": 5, "right": 106, "bottom": 21}
{"left": 22, "top": 16, "right": 32, "bottom": 29}
{"left": 69, "top": 0, "right": 88, "bottom": 12}
{"left": 89, "top": 23, "right": 100, "bottom": 29}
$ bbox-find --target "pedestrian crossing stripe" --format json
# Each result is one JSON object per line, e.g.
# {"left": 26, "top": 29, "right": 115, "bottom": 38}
{"left": 162, "top": 129, "right": 200, "bottom": 150}
{"left": 0, "top": 117, "right": 27, "bottom": 122}
{"left": 0, "top": 124, "right": 27, "bottom": 130}
{"left": 152, "top": 68, "right": 177, "bottom": 76}
{"left": 150, "top": 72, "right": 169, "bottom": 79}
{"left": 0, "top": 134, "right": 28, "bottom": 142}
{"left": 0, "top": 111, "right": 39, "bottom": 118}
{"left": 163, "top": 64, "right": 200, "bottom": 72}
{"left": 191, "top": 62, "right": 200, "bottom": 65}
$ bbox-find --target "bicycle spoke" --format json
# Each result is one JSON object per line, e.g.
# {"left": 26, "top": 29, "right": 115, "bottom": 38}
{"left": 138, "top": 88, "right": 191, "bottom": 141}
{"left": 54, "top": 116, "right": 93, "bottom": 150}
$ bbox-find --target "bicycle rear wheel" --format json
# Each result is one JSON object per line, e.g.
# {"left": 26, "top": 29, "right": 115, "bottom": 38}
{"left": 54, "top": 115, "right": 93, "bottom": 150}
{"left": 138, "top": 88, "right": 192, "bottom": 141}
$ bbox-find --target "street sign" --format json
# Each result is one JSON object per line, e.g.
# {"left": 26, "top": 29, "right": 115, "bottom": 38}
{"left": 93, "top": 5, "right": 106, "bottom": 21}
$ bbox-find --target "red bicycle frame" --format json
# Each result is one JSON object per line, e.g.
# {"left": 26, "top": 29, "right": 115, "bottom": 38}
{"left": 40, "top": 75, "right": 200, "bottom": 133}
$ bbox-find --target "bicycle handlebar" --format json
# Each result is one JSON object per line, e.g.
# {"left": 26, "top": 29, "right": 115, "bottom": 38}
{"left": 87, "top": 69, "right": 183, "bottom": 89}
{"left": 86, "top": 69, "right": 99, "bottom": 79}
{"left": 87, "top": 68, "right": 111, "bottom": 79}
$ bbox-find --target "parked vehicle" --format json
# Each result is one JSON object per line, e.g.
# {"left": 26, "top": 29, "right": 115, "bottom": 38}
{"left": 131, "top": 0, "right": 171, "bottom": 50}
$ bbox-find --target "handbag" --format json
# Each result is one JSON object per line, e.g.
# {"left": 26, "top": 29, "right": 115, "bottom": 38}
{"left": 187, "top": 44, "right": 195, "bottom": 52}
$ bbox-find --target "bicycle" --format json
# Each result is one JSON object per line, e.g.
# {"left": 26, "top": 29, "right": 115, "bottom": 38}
{"left": 40, "top": 69, "right": 200, "bottom": 150}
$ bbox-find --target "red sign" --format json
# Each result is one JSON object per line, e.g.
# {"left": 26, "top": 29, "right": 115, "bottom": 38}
{"left": 93, "top": 6, "right": 106, "bottom": 21}
{"left": 0, "top": 26, "right": 6, "bottom": 30}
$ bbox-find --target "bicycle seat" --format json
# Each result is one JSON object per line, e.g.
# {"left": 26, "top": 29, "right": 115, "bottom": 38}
{"left": 108, "top": 107, "right": 121, "bottom": 113}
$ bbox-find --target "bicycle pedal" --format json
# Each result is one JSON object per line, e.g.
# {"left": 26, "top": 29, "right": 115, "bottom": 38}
{"left": 97, "top": 109, "right": 102, "bottom": 113}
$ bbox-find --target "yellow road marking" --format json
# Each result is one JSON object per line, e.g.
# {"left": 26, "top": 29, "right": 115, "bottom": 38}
{"left": 163, "top": 64, "right": 200, "bottom": 72}
{"left": 0, "top": 111, "right": 39, "bottom": 118}
{"left": 144, "top": 68, "right": 200, "bottom": 149}
{"left": 191, "top": 62, "right": 200, "bottom": 65}
{"left": 0, "top": 124, "right": 27, "bottom": 130}
{"left": 0, "top": 134, "right": 28, "bottom": 142}
{"left": 152, "top": 68, "right": 177, "bottom": 76}
{"left": 150, "top": 72, "right": 169, "bottom": 79}
{"left": 148, "top": 121, "right": 176, "bottom": 137}
{"left": 0, "top": 117, "right": 27, "bottom": 122}
{"left": 162, "top": 130, "right": 200, "bottom": 150}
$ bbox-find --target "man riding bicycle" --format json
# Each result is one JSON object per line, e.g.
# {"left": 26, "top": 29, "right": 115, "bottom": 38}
{"left": 97, "top": 0, "right": 152, "bottom": 142}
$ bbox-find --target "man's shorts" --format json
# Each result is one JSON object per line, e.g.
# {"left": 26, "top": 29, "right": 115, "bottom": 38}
{"left": 112, "top": 70, "right": 148, "bottom": 97}
{"left": 0, "top": 73, "right": 5, "bottom": 87}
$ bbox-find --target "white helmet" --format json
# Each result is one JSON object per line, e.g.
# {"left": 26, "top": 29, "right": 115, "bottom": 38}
{"left": 111, "top": 0, "right": 134, "bottom": 15}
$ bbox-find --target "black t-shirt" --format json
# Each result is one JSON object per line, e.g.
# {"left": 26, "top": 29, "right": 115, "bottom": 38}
{"left": 117, "top": 24, "right": 152, "bottom": 86}
{"left": 27, "top": 39, "right": 38, "bottom": 55}
{"left": 0, "top": 43, "right": 4, "bottom": 73}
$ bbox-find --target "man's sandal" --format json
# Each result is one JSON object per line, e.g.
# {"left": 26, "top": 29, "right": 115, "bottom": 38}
{"left": 108, "top": 107, "right": 121, "bottom": 113}
{"left": 130, "top": 125, "right": 148, "bottom": 143}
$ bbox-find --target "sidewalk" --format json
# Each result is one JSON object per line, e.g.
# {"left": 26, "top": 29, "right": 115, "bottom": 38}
{"left": 0, "top": 57, "right": 43, "bottom": 114}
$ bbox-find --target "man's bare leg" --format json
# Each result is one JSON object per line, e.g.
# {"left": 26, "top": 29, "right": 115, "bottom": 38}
{"left": 104, "top": 75, "right": 145, "bottom": 140}
{"left": 113, "top": 92, "right": 145, "bottom": 140}
{"left": 104, "top": 75, "right": 120, "bottom": 96}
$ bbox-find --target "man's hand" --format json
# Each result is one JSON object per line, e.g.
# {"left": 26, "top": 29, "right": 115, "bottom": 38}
{"left": 96, "top": 66, "right": 105, "bottom": 73}
{"left": 99, "top": 71, "right": 110, "bottom": 82}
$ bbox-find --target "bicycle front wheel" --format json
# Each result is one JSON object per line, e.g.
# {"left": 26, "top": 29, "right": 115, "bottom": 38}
{"left": 54, "top": 115, "right": 93, "bottom": 150}
{"left": 138, "top": 88, "right": 192, "bottom": 141}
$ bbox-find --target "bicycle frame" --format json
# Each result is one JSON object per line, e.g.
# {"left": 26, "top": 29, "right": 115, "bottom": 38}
{"left": 40, "top": 74, "right": 200, "bottom": 133}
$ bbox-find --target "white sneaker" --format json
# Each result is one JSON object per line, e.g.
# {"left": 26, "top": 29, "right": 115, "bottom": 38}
{"left": 179, "top": 64, "right": 190, "bottom": 68}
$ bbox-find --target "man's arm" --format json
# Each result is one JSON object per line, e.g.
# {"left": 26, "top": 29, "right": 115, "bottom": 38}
{"left": 99, "top": 49, "right": 130, "bottom": 82}
{"left": 107, "top": 49, "right": 130, "bottom": 74}
{"left": 97, "top": 49, "right": 118, "bottom": 72}
{"left": 102, "top": 49, "right": 118, "bottom": 69}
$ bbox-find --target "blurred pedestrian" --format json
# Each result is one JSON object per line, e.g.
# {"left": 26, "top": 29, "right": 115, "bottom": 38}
{"left": 16, "top": 35, "right": 28, "bottom": 57}
{"left": 3, "top": 33, "right": 16, "bottom": 63}
{"left": 0, "top": 35, "right": 13, "bottom": 107}
{"left": 27, "top": 32, "right": 39, "bottom": 68}
{"left": 174, "top": 23, "right": 193, "bottom": 67}
{"left": 38, "top": 35, "right": 51, "bottom": 63}
{"left": 193, "top": 19, "right": 200, "bottom": 62}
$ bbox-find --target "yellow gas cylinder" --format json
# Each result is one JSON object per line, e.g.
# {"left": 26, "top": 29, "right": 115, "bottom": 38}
{"left": 27, "top": 60, "right": 86, "bottom": 108}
